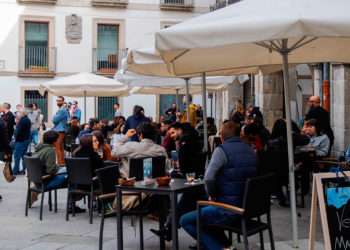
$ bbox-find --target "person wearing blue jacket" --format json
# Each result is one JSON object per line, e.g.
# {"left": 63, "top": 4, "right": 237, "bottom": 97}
{"left": 123, "top": 105, "right": 150, "bottom": 142}
{"left": 180, "top": 121, "right": 257, "bottom": 250}
{"left": 52, "top": 96, "right": 68, "bottom": 165}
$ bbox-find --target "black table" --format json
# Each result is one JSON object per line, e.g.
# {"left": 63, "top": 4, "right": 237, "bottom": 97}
{"left": 115, "top": 178, "right": 204, "bottom": 250}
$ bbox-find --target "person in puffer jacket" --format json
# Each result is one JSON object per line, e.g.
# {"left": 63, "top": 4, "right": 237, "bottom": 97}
{"left": 180, "top": 121, "right": 257, "bottom": 250}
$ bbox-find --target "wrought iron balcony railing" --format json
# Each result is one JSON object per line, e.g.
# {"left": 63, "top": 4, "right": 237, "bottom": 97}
{"left": 17, "top": 0, "right": 57, "bottom": 4}
{"left": 18, "top": 46, "right": 56, "bottom": 77}
{"left": 92, "top": 48, "right": 127, "bottom": 75}
{"left": 160, "top": 0, "right": 194, "bottom": 11}
{"left": 210, "top": 0, "right": 240, "bottom": 11}
{"left": 91, "top": 0, "right": 128, "bottom": 8}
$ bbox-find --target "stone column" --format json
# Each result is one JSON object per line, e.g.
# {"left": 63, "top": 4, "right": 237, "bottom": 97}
{"left": 226, "top": 79, "right": 243, "bottom": 118}
{"left": 332, "top": 64, "right": 350, "bottom": 155}
{"left": 255, "top": 71, "right": 284, "bottom": 130}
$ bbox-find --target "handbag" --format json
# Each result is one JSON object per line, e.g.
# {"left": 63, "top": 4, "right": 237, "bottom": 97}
{"left": 1, "top": 153, "right": 15, "bottom": 183}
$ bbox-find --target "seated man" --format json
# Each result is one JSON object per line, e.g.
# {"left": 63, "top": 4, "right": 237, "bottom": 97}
{"left": 31, "top": 130, "right": 67, "bottom": 205}
{"left": 112, "top": 122, "right": 167, "bottom": 178}
{"left": 180, "top": 121, "right": 257, "bottom": 250}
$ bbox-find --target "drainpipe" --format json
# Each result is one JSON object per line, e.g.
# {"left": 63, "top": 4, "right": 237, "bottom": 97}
{"left": 322, "top": 63, "right": 330, "bottom": 112}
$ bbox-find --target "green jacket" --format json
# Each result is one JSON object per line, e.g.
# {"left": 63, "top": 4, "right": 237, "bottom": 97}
{"left": 33, "top": 144, "right": 58, "bottom": 175}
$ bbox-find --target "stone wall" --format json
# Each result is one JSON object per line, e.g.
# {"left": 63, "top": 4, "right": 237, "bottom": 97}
{"left": 255, "top": 71, "right": 284, "bottom": 130}
{"left": 332, "top": 64, "right": 350, "bottom": 155}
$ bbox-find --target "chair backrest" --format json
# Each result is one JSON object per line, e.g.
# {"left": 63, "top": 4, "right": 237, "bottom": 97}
{"left": 24, "top": 156, "right": 45, "bottom": 183}
{"left": 65, "top": 157, "right": 93, "bottom": 185}
{"left": 242, "top": 174, "right": 275, "bottom": 218}
{"left": 95, "top": 165, "right": 120, "bottom": 195}
{"left": 129, "top": 156, "right": 166, "bottom": 181}
{"left": 70, "top": 143, "right": 80, "bottom": 153}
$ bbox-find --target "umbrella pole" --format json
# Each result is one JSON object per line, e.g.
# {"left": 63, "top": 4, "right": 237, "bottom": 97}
{"left": 84, "top": 91, "right": 87, "bottom": 123}
{"left": 281, "top": 39, "right": 298, "bottom": 248}
{"left": 185, "top": 78, "right": 190, "bottom": 122}
{"left": 201, "top": 73, "right": 208, "bottom": 153}
{"left": 175, "top": 89, "right": 179, "bottom": 112}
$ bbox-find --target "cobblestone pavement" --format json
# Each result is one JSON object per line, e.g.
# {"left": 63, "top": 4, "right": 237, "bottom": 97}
{"left": 0, "top": 171, "right": 324, "bottom": 250}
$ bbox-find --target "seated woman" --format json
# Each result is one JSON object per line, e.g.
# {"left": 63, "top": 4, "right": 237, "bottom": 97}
{"left": 73, "top": 134, "right": 104, "bottom": 177}
{"left": 300, "top": 118, "right": 330, "bottom": 157}
{"left": 92, "top": 130, "right": 112, "bottom": 161}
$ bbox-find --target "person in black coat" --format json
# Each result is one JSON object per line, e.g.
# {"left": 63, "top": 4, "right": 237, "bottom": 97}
{"left": 0, "top": 117, "right": 12, "bottom": 200}
{"left": 1, "top": 103, "right": 15, "bottom": 142}
{"left": 123, "top": 106, "right": 150, "bottom": 142}
{"left": 305, "top": 96, "right": 334, "bottom": 153}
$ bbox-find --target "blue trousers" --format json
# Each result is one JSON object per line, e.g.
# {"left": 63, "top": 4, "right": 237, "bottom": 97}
{"left": 180, "top": 206, "right": 238, "bottom": 250}
{"left": 31, "top": 130, "right": 39, "bottom": 145}
{"left": 13, "top": 140, "right": 30, "bottom": 174}
{"left": 46, "top": 168, "right": 67, "bottom": 190}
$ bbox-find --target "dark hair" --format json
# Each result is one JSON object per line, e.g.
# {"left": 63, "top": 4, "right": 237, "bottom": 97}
{"left": 305, "top": 119, "right": 321, "bottom": 135}
{"left": 43, "top": 130, "right": 59, "bottom": 144}
{"left": 92, "top": 130, "right": 104, "bottom": 146}
{"left": 133, "top": 105, "right": 144, "bottom": 117}
{"left": 169, "top": 122, "right": 183, "bottom": 130}
{"left": 57, "top": 96, "right": 65, "bottom": 101}
{"left": 3, "top": 103, "right": 11, "bottom": 110}
{"left": 271, "top": 119, "right": 287, "bottom": 139}
{"left": 137, "top": 122, "right": 158, "bottom": 141}
{"left": 221, "top": 121, "right": 241, "bottom": 140}
{"left": 74, "top": 135, "right": 93, "bottom": 155}
{"left": 89, "top": 118, "right": 99, "bottom": 129}
{"left": 244, "top": 123, "right": 260, "bottom": 137}
{"left": 27, "top": 103, "right": 34, "bottom": 109}
{"left": 114, "top": 103, "right": 120, "bottom": 106}
{"left": 162, "top": 119, "right": 173, "bottom": 126}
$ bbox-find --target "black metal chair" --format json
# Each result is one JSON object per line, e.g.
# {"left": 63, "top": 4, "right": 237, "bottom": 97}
{"left": 129, "top": 156, "right": 166, "bottom": 181}
{"left": 65, "top": 157, "right": 100, "bottom": 224}
{"left": 24, "top": 156, "right": 66, "bottom": 221}
{"left": 197, "top": 174, "right": 275, "bottom": 250}
{"left": 96, "top": 165, "right": 149, "bottom": 250}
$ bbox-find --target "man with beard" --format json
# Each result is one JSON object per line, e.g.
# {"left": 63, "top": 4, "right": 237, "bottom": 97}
{"left": 52, "top": 96, "right": 69, "bottom": 165}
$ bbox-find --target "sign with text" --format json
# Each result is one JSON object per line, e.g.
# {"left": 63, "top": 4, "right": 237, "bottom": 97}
{"left": 309, "top": 172, "right": 350, "bottom": 250}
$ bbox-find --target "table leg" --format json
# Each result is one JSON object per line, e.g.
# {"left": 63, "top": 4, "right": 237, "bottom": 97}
{"left": 116, "top": 188, "right": 123, "bottom": 250}
{"left": 159, "top": 197, "right": 166, "bottom": 250}
{"left": 171, "top": 192, "right": 179, "bottom": 250}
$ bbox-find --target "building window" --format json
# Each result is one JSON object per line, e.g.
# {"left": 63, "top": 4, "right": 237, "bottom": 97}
{"left": 24, "top": 90, "right": 48, "bottom": 122}
{"left": 159, "top": 94, "right": 184, "bottom": 119}
{"left": 98, "top": 96, "right": 118, "bottom": 120}
{"left": 24, "top": 21, "right": 49, "bottom": 73}
{"left": 94, "top": 24, "right": 119, "bottom": 75}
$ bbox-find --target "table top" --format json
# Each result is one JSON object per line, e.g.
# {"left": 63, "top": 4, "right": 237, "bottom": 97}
{"left": 116, "top": 178, "right": 204, "bottom": 193}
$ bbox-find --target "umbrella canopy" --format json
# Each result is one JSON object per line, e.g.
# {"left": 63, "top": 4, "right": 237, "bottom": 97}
{"left": 115, "top": 69, "right": 248, "bottom": 95}
{"left": 156, "top": 0, "right": 350, "bottom": 75}
{"left": 40, "top": 72, "right": 129, "bottom": 97}
{"left": 126, "top": 47, "right": 274, "bottom": 77}
{"left": 155, "top": 0, "right": 350, "bottom": 248}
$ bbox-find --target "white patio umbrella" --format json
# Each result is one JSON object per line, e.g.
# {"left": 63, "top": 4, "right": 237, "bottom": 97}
{"left": 155, "top": 0, "right": 350, "bottom": 247}
{"left": 40, "top": 72, "right": 129, "bottom": 122}
{"left": 126, "top": 48, "right": 252, "bottom": 152}
{"left": 115, "top": 69, "right": 248, "bottom": 95}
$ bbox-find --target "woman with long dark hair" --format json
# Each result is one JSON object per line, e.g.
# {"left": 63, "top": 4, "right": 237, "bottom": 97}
{"left": 73, "top": 134, "right": 104, "bottom": 176}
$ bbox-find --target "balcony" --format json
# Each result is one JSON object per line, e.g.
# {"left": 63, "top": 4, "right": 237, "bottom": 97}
{"left": 91, "top": 0, "right": 128, "bottom": 8}
{"left": 18, "top": 46, "right": 56, "bottom": 78}
{"left": 17, "top": 0, "right": 57, "bottom": 4}
{"left": 92, "top": 48, "right": 127, "bottom": 76}
{"left": 210, "top": 0, "right": 240, "bottom": 11}
{"left": 160, "top": 0, "right": 194, "bottom": 11}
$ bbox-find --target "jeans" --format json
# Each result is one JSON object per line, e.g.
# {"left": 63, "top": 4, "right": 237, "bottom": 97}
{"left": 180, "top": 206, "right": 238, "bottom": 250}
{"left": 31, "top": 130, "right": 39, "bottom": 145}
{"left": 46, "top": 174, "right": 67, "bottom": 190}
{"left": 13, "top": 140, "right": 30, "bottom": 174}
